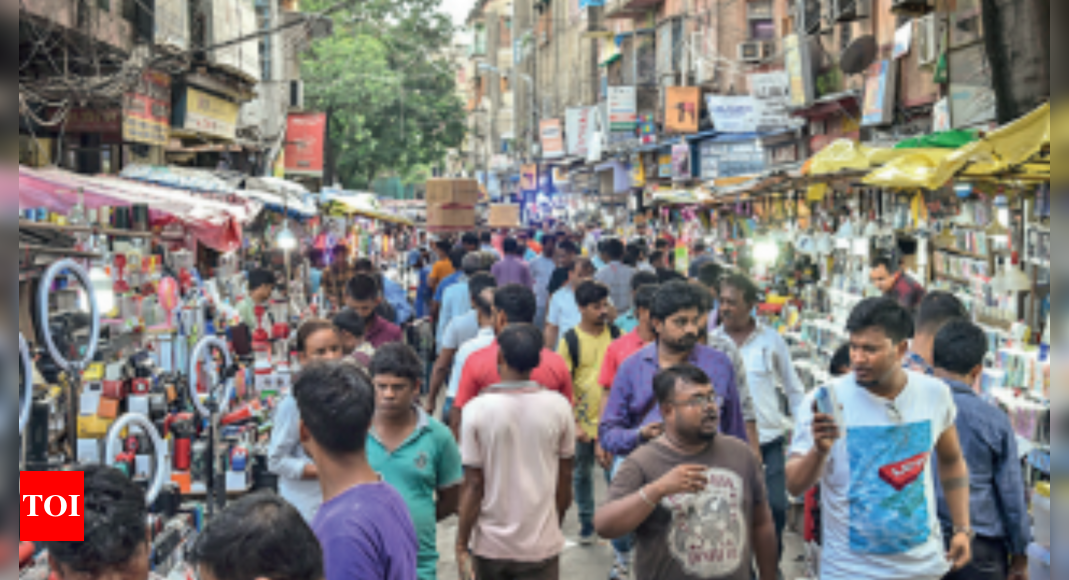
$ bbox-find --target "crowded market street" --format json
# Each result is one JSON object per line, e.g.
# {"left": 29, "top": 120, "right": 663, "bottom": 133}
{"left": 16, "top": 0, "right": 1053, "bottom": 580}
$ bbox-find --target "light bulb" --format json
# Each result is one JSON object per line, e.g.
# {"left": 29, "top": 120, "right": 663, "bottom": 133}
{"left": 754, "top": 241, "right": 780, "bottom": 265}
{"left": 277, "top": 226, "right": 298, "bottom": 251}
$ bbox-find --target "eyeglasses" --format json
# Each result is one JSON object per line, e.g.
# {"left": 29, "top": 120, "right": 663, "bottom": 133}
{"left": 672, "top": 394, "right": 724, "bottom": 409}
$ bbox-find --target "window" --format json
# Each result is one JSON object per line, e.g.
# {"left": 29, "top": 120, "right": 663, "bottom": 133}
{"left": 751, "top": 20, "right": 776, "bottom": 41}
{"left": 841, "top": 22, "right": 854, "bottom": 53}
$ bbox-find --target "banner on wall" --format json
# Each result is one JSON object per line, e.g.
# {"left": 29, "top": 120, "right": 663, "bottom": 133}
{"left": 285, "top": 112, "right": 327, "bottom": 176}
{"left": 706, "top": 95, "right": 757, "bottom": 133}
{"left": 608, "top": 86, "right": 637, "bottom": 133}
{"left": 566, "top": 107, "right": 593, "bottom": 157}
{"left": 665, "top": 87, "right": 701, "bottom": 133}
{"left": 540, "top": 119, "right": 565, "bottom": 159}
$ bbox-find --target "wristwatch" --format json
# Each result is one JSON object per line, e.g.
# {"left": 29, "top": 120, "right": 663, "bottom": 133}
{"left": 952, "top": 526, "right": 976, "bottom": 542}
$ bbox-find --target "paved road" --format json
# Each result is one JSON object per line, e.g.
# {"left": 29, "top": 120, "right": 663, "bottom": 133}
{"left": 435, "top": 469, "right": 810, "bottom": 580}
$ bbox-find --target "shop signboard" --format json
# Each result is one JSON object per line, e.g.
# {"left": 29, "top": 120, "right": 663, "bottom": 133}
{"left": 64, "top": 109, "right": 122, "bottom": 134}
{"left": 566, "top": 107, "right": 593, "bottom": 157}
{"left": 664, "top": 87, "right": 701, "bottom": 134}
{"left": 766, "top": 141, "right": 800, "bottom": 167}
{"left": 706, "top": 95, "right": 757, "bottom": 133}
{"left": 123, "top": 70, "right": 171, "bottom": 146}
{"left": 862, "top": 60, "right": 897, "bottom": 127}
{"left": 608, "top": 87, "right": 637, "bottom": 133}
{"left": 579, "top": 0, "right": 605, "bottom": 7}
{"left": 638, "top": 114, "right": 657, "bottom": 145}
{"left": 631, "top": 154, "right": 646, "bottom": 188}
{"left": 749, "top": 72, "right": 802, "bottom": 131}
{"left": 155, "top": 0, "right": 190, "bottom": 52}
{"left": 700, "top": 139, "right": 765, "bottom": 180}
{"left": 783, "top": 34, "right": 814, "bottom": 108}
{"left": 174, "top": 87, "right": 240, "bottom": 141}
{"left": 540, "top": 119, "right": 565, "bottom": 159}
{"left": 284, "top": 112, "right": 327, "bottom": 176}
{"left": 671, "top": 144, "right": 691, "bottom": 181}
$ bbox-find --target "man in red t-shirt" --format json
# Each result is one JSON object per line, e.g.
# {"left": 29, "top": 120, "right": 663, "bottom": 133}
{"left": 450, "top": 285, "right": 575, "bottom": 433}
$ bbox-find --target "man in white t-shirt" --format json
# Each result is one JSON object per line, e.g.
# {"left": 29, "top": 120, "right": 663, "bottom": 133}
{"left": 457, "top": 324, "right": 575, "bottom": 580}
{"left": 786, "top": 297, "right": 974, "bottom": 580}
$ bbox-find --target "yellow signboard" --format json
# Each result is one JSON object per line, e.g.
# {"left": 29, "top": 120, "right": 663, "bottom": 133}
{"left": 177, "top": 87, "right": 239, "bottom": 141}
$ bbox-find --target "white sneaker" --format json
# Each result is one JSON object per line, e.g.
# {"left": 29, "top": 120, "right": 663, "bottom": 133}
{"left": 609, "top": 562, "right": 631, "bottom": 580}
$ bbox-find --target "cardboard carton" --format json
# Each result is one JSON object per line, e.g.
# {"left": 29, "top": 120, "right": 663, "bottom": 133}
{"left": 488, "top": 204, "right": 521, "bottom": 228}
{"left": 426, "top": 179, "right": 480, "bottom": 206}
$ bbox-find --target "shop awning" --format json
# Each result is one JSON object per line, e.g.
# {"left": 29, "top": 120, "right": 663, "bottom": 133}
{"left": 863, "top": 103, "right": 1050, "bottom": 189}
{"left": 18, "top": 166, "right": 260, "bottom": 252}
{"left": 320, "top": 192, "right": 415, "bottom": 226}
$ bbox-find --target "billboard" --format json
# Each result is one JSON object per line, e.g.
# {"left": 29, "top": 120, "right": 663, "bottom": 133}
{"left": 665, "top": 87, "right": 701, "bottom": 134}
{"left": 540, "top": 119, "right": 565, "bottom": 159}
{"left": 608, "top": 86, "right": 637, "bottom": 133}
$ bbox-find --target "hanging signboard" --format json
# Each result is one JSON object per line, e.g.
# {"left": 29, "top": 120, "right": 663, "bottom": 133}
{"left": 862, "top": 60, "right": 897, "bottom": 127}
{"left": 285, "top": 112, "right": 327, "bottom": 176}
{"left": 706, "top": 95, "right": 757, "bottom": 133}
{"left": 671, "top": 144, "right": 691, "bottom": 181}
{"left": 566, "top": 107, "right": 593, "bottom": 157}
{"left": 631, "top": 154, "right": 646, "bottom": 188}
{"left": 608, "top": 86, "right": 637, "bottom": 133}
{"left": 700, "top": 139, "right": 765, "bottom": 180}
{"left": 749, "top": 72, "right": 802, "bottom": 131}
{"left": 540, "top": 119, "right": 565, "bottom": 159}
{"left": 665, "top": 87, "right": 701, "bottom": 134}
{"left": 173, "top": 87, "right": 240, "bottom": 140}
{"left": 783, "top": 34, "right": 814, "bottom": 108}
{"left": 123, "top": 69, "right": 171, "bottom": 146}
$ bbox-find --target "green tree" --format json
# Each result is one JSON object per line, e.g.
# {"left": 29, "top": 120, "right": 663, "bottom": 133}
{"left": 301, "top": 0, "right": 467, "bottom": 190}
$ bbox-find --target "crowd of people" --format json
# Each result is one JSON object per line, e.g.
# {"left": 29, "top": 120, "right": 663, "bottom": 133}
{"left": 38, "top": 227, "right": 1032, "bottom": 580}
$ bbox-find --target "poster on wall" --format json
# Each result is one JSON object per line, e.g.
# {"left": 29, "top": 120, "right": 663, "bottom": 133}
{"left": 566, "top": 107, "right": 593, "bottom": 157}
{"left": 540, "top": 119, "right": 565, "bottom": 159}
{"left": 658, "top": 153, "right": 673, "bottom": 178}
{"left": 706, "top": 95, "right": 756, "bottom": 133}
{"left": 285, "top": 112, "right": 327, "bottom": 176}
{"left": 749, "top": 72, "right": 802, "bottom": 131}
{"left": 665, "top": 87, "right": 701, "bottom": 134}
{"left": 862, "top": 60, "right": 897, "bottom": 127}
{"left": 671, "top": 144, "right": 691, "bottom": 181}
{"left": 608, "top": 87, "right": 637, "bottom": 133}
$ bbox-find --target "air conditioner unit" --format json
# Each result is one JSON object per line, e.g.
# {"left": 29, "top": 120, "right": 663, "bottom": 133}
{"left": 833, "top": 0, "right": 871, "bottom": 23}
{"left": 289, "top": 80, "right": 304, "bottom": 110}
{"left": 738, "top": 41, "right": 766, "bottom": 63}
{"left": 916, "top": 13, "right": 938, "bottom": 66}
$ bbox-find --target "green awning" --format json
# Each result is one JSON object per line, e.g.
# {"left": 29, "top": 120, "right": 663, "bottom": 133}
{"left": 894, "top": 129, "right": 979, "bottom": 150}
{"left": 600, "top": 53, "right": 622, "bottom": 67}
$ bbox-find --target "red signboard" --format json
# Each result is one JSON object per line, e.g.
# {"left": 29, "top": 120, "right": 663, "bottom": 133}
{"left": 123, "top": 70, "right": 171, "bottom": 146}
{"left": 285, "top": 113, "right": 327, "bottom": 176}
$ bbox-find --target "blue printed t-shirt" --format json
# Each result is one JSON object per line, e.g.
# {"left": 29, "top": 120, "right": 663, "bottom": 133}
{"left": 789, "top": 371, "right": 958, "bottom": 580}
{"left": 312, "top": 482, "right": 419, "bottom": 580}
{"left": 368, "top": 408, "right": 464, "bottom": 580}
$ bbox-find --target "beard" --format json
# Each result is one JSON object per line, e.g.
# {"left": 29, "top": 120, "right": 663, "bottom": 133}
{"left": 664, "top": 333, "right": 699, "bottom": 353}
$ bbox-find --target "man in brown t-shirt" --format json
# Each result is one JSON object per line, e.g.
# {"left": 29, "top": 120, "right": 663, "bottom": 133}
{"left": 595, "top": 365, "right": 778, "bottom": 580}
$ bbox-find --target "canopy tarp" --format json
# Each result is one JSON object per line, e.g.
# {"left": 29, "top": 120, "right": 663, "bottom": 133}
{"left": 894, "top": 129, "right": 979, "bottom": 150}
{"left": 19, "top": 166, "right": 260, "bottom": 252}
{"left": 864, "top": 104, "right": 1050, "bottom": 189}
{"left": 321, "top": 192, "right": 415, "bottom": 226}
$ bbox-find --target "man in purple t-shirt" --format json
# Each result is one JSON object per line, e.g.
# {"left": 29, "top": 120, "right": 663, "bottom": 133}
{"left": 294, "top": 361, "right": 418, "bottom": 580}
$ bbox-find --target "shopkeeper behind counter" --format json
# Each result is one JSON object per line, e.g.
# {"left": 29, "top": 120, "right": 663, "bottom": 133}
{"left": 238, "top": 269, "right": 278, "bottom": 329}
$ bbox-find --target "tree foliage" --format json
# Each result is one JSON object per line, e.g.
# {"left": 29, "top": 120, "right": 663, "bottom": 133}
{"left": 301, "top": 0, "right": 467, "bottom": 190}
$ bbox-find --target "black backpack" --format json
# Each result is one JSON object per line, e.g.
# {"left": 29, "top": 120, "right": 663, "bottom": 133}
{"left": 564, "top": 325, "right": 622, "bottom": 379}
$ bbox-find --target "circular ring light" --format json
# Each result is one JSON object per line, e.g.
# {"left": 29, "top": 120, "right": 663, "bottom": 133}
{"left": 37, "top": 259, "right": 100, "bottom": 372}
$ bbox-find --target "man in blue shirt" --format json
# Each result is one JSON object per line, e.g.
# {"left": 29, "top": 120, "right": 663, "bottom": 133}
{"left": 354, "top": 259, "right": 413, "bottom": 325}
{"left": 368, "top": 344, "right": 464, "bottom": 580}
{"left": 905, "top": 291, "right": 969, "bottom": 376}
{"left": 933, "top": 320, "right": 1031, "bottom": 580}
{"left": 600, "top": 280, "right": 758, "bottom": 460}
{"left": 433, "top": 248, "right": 468, "bottom": 338}
{"left": 438, "top": 253, "right": 488, "bottom": 343}
{"left": 613, "top": 271, "right": 659, "bottom": 334}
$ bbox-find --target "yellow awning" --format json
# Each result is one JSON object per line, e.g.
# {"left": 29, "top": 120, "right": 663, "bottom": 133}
{"left": 324, "top": 199, "right": 415, "bottom": 226}
{"left": 863, "top": 103, "right": 1050, "bottom": 189}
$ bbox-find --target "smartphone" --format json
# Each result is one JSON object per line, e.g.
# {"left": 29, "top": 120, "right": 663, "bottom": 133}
{"left": 814, "top": 385, "right": 844, "bottom": 430}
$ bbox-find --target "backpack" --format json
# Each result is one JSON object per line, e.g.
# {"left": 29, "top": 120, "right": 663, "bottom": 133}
{"left": 564, "top": 325, "right": 622, "bottom": 379}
